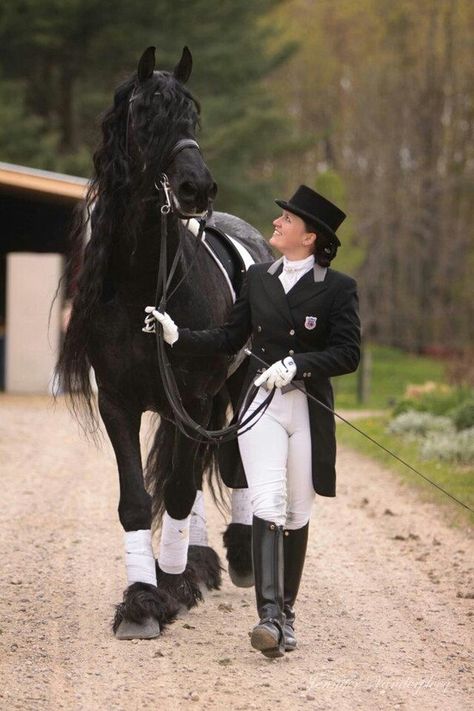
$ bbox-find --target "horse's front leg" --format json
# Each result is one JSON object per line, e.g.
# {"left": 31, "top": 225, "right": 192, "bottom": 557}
{"left": 156, "top": 418, "right": 222, "bottom": 609}
{"left": 98, "top": 390, "right": 179, "bottom": 639}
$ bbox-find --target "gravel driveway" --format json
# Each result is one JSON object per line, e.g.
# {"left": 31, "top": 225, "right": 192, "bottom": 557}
{"left": 0, "top": 395, "right": 472, "bottom": 710}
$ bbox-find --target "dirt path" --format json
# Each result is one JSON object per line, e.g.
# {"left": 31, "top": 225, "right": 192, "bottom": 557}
{"left": 0, "top": 395, "right": 472, "bottom": 711}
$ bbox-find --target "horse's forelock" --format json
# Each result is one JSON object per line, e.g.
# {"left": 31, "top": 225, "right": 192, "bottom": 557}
{"left": 130, "top": 72, "right": 200, "bottom": 163}
{"left": 113, "top": 76, "right": 136, "bottom": 109}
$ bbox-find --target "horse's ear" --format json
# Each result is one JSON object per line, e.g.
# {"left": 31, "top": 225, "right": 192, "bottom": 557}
{"left": 173, "top": 46, "right": 192, "bottom": 84}
{"left": 137, "top": 46, "right": 156, "bottom": 83}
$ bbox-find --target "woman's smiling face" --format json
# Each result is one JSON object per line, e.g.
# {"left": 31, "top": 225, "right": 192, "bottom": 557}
{"left": 270, "top": 210, "right": 317, "bottom": 260}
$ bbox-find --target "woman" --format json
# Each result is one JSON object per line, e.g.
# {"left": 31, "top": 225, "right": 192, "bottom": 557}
{"left": 146, "top": 185, "right": 361, "bottom": 657}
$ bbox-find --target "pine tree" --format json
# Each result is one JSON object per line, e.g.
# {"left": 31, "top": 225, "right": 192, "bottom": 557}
{"left": 0, "top": 0, "right": 294, "bottom": 230}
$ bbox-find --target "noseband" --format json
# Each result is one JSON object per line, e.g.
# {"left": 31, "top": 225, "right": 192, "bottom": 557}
{"left": 164, "top": 138, "right": 201, "bottom": 169}
{"left": 157, "top": 138, "right": 210, "bottom": 219}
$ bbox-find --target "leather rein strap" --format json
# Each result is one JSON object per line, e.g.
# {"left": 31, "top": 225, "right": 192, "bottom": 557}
{"left": 153, "top": 142, "right": 273, "bottom": 444}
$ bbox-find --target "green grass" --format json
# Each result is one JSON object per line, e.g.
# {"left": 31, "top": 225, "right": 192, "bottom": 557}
{"left": 337, "top": 415, "right": 474, "bottom": 528}
{"left": 331, "top": 345, "right": 473, "bottom": 525}
{"left": 333, "top": 344, "right": 446, "bottom": 409}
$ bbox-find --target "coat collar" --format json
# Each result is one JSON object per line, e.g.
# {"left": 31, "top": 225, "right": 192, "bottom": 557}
{"left": 266, "top": 257, "right": 326, "bottom": 283}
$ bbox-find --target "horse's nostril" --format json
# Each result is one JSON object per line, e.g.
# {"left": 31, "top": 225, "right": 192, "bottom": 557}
{"left": 209, "top": 182, "right": 218, "bottom": 200}
{"left": 178, "top": 181, "right": 197, "bottom": 200}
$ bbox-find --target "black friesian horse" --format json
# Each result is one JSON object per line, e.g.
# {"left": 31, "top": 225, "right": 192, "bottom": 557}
{"left": 56, "top": 46, "right": 272, "bottom": 639}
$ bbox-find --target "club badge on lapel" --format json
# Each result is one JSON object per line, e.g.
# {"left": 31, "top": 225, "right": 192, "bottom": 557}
{"left": 304, "top": 316, "right": 317, "bottom": 330}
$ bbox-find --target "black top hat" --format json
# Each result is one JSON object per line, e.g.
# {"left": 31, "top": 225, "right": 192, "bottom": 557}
{"left": 275, "top": 185, "right": 346, "bottom": 246}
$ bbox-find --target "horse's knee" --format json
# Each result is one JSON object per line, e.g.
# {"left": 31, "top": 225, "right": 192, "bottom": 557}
{"left": 118, "top": 491, "right": 152, "bottom": 531}
{"left": 164, "top": 479, "right": 195, "bottom": 520}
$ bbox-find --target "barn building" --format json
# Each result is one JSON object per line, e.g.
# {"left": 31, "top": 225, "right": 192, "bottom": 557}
{"left": 0, "top": 162, "right": 88, "bottom": 393}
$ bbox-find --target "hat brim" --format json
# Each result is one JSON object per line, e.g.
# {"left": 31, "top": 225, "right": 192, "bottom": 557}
{"left": 275, "top": 199, "right": 341, "bottom": 246}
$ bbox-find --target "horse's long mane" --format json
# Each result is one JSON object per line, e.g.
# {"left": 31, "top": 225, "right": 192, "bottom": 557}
{"left": 56, "top": 69, "right": 200, "bottom": 433}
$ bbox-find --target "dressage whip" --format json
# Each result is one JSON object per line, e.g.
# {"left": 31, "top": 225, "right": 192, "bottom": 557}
{"left": 148, "top": 167, "right": 472, "bottom": 513}
{"left": 245, "top": 349, "right": 474, "bottom": 514}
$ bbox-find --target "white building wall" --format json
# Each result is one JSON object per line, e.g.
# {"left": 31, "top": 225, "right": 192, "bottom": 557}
{"left": 6, "top": 253, "right": 63, "bottom": 393}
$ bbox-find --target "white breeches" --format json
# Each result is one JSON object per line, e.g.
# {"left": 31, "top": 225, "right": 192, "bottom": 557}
{"left": 238, "top": 386, "right": 315, "bottom": 529}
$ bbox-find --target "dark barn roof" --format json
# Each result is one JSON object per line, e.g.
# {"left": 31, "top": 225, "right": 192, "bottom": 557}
{"left": 0, "top": 162, "right": 89, "bottom": 255}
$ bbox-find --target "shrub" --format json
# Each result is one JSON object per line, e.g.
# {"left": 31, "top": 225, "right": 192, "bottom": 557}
{"left": 392, "top": 398, "right": 427, "bottom": 416}
{"left": 420, "top": 428, "right": 474, "bottom": 465}
{"left": 387, "top": 411, "right": 454, "bottom": 438}
{"left": 448, "top": 399, "right": 474, "bottom": 431}
{"left": 392, "top": 384, "right": 472, "bottom": 417}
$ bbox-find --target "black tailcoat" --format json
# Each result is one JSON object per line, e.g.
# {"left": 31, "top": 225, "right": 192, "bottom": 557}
{"left": 176, "top": 258, "right": 361, "bottom": 497}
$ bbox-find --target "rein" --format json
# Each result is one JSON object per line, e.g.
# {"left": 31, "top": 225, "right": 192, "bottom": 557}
{"left": 149, "top": 142, "right": 273, "bottom": 444}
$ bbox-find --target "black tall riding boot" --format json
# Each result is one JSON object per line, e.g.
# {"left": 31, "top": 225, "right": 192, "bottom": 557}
{"left": 250, "top": 515, "right": 286, "bottom": 658}
{"left": 283, "top": 522, "right": 309, "bottom": 651}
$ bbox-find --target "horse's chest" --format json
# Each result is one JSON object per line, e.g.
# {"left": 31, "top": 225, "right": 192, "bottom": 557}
{"left": 88, "top": 301, "right": 152, "bottom": 365}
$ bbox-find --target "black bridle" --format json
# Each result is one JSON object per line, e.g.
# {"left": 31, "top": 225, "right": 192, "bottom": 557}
{"left": 148, "top": 139, "right": 273, "bottom": 444}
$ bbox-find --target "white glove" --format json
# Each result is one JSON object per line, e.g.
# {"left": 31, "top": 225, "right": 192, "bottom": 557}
{"left": 254, "top": 357, "right": 297, "bottom": 390}
{"left": 143, "top": 306, "right": 179, "bottom": 345}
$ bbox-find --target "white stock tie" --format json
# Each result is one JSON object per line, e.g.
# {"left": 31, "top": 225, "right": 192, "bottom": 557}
{"left": 279, "top": 255, "right": 315, "bottom": 294}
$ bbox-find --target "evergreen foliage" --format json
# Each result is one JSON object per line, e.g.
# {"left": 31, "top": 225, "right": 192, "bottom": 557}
{"left": 0, "top": 0, "right": 293, "bottom": 230}
{"left": 1, "top": 1, "right": 473, "bottom": 352}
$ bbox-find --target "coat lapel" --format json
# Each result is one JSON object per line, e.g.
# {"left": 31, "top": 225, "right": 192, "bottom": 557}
{"left": 260, "top": 259, "right": 295, "bottom": 327}
{"left": 286, "top": 264, "right": 329, "bottom": 308}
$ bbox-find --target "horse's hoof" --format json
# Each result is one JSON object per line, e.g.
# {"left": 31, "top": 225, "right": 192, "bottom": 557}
{"left": 228, "top": 565, "right": 254, "bottom": 588}
{"left": 115, "top": 616, "right": 161, "bottom": 640}
{"left": 112, "top": 582, "right": 179, "bottom": 637}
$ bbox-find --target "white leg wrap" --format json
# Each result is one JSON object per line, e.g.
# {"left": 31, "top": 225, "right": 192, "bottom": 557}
{"left": 158, "top": 512, "right": 191, "bottom": 574}
{"left": 231, "top": 487, "right": 253, "bottom": 525}
{"left": 189, "top": 490, "right": 209, "bottom": 546}
{"left": 124, "top": 529, "right": 157, "bottom": 586}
